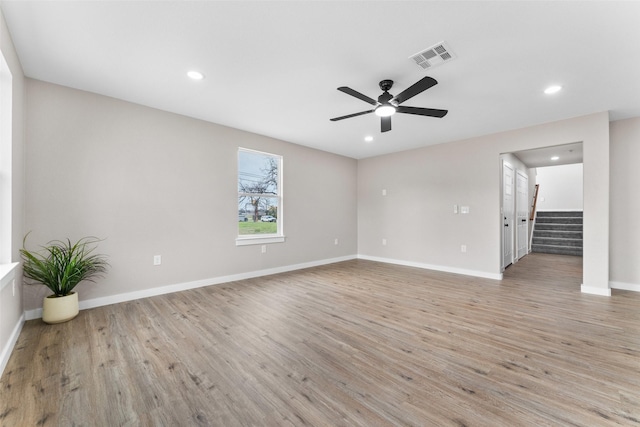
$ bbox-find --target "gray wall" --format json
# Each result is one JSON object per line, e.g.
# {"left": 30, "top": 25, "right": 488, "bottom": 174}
{"left": 610, "top": 117, "right": 640, "bottom": 289}
{"left": 358, "top": 112, "right": 610, "bottom": 293}
{"left": 23, "top": 79, "right": 358, "bottom": 311}
{"left": 0, "top": 8, "right": 25, "bottom": 370}
{"left": 16, "top": 77, "right": 630, "bottom": 309}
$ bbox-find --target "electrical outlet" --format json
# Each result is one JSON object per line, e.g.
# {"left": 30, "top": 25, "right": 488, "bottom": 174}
{"left": 461, "top": 245, "right": 467, "bottom": 253}
{"left": 382, "top": 189, "right": 387, "bottom": 196}
{"left": 334, "top": 238, "right": 339, "bottom": 245}
{"left": 153, "top": 255, "right": 162, "bottom": 265}
{"left": 261, "top": 245, "right": 267, "bottom": 253}
{"left": 382, "top": 238, "right": 387, "bottom": 246}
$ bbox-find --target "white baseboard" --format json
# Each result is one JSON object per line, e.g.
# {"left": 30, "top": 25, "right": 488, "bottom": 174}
{"left": 0, "top": 312, "right": 25, "bottom": 378}
{"left": 25, "top": 255, "right": 357, "bottom": 321}
{"left": 609, "top": 281, "right": 640, "bottom": 293}
{"left": 580, "top": 284, "right": 612, "bottom": 296}
{"left": 357, "top": 254, "right": 503, "bottom": 280}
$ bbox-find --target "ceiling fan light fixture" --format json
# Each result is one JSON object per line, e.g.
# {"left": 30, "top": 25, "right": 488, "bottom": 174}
{"left": 544, "top": 85, "right": 562, "bottom": 94}
{"left": 187, "top": 70, "right": 205, "bottom": 80}
{"left": 375, "top": 104, "right": 396, "bottom": 117}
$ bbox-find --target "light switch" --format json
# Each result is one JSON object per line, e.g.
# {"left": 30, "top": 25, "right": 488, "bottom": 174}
{"left": 461, "top": 206, "right": 470, "bottom": 214}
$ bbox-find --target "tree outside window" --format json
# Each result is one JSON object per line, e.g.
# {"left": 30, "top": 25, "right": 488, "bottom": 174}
{"left": 238, "top": 148, "right": 282, "bottom": 238}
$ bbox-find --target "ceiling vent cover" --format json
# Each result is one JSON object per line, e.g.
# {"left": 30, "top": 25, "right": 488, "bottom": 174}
{"left": 410, "top": 41, "right": 456, "bottom": 70}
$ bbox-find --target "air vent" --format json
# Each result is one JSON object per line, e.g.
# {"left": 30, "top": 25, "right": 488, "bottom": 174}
{"left": 410, "top": 41, "right": 456, "bottom": 70}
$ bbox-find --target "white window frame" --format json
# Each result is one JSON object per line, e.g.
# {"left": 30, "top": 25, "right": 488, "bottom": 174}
{"left": 0, "top": 52, "right": 13, "bottom": 265}
{"left": 236, "top": 148, "right": 284, "bottom": 246}
{"left": 0, "top": 52, "right": 18, "bottom": 291}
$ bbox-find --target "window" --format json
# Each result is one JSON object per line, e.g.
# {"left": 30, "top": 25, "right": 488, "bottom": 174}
{"left": 236, "top": 148, "right": 284, "bottom": 245}
{"left": 0, "top": 52, "right": 12, "bottom": 264}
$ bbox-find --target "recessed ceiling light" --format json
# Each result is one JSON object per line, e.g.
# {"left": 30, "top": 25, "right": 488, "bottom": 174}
{"left": 551, "top": 156, "right": 560, "bottom": 161}
{"left": 187, "top": 71, "right": 204, "bottom": 80}
{"left": 364, "top": 136, "right": 374, "bottom": 142}
{"left": 544, "top": 85, "right": 562, "bottom": 95}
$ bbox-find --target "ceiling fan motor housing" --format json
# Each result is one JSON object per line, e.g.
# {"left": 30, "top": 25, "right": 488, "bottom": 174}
{"left": 379, "top": 79, "right": 394, "bottom": 92}
{"left": 378, "top": 91, "right": 394, "bottom": 104}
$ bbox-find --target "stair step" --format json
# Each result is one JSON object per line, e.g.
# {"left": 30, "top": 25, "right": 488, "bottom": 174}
{"left": 534, "top": 230, "right": 583, "bottom": 239}
{"left": 532, "top": 244, "right": 582, "bottom": 256}
{"left": 532, "top": 237, "right": 583, "bottom": 247}
{"left": 535, "top": 216, "right": 583, "bottom": 224}
{"left": 534, "top": 223, "right": 583, "bottom": 231}
{"left": 536, "top": 211, "right": 583, "bottom": 218}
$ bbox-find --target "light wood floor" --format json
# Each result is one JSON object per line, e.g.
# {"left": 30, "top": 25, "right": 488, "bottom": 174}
{"left": 2, "top": 253, "right": 639, "bottom": 426}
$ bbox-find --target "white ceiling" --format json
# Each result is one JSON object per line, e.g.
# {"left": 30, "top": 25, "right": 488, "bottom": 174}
{"left": 511, "top": 142, "right": 583, "bottom": 168}
{"left": 2, "top": 1, "right": 639, "bottom": 159}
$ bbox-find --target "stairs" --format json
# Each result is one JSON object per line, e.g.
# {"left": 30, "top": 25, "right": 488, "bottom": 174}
{"left": 532, "top": 211, "right": 583, "bottom": 256}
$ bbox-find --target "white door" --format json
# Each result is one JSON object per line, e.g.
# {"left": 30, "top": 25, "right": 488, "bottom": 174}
{"left": 515, "top": 170, "right": 529, "bottom": 261}
{"left": 502, "top": 161, "right": 514, "bottom": 269}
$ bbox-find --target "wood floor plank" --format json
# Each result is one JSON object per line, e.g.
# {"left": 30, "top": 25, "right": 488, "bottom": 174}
{"left": 2, "top": 253, "right": 640, "bottom": 426}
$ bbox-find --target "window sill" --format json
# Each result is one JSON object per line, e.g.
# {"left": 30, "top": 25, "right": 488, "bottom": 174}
{"left": 0, "top": 262, "right": 19, "bottom": 291}
{"left": 236, "top": 236, "right": 286, "bottom": 246}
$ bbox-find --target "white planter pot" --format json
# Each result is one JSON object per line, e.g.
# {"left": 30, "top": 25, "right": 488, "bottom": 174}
{"left": 42, "top": 292, "right": 79, "bottom": 324}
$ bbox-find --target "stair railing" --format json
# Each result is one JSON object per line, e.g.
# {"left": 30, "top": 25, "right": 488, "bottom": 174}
{"left": 528, "top": 184, "right": 539, "bottom": 251}
{"left": 530, "top": 184, "right": 539, "bottom": 221}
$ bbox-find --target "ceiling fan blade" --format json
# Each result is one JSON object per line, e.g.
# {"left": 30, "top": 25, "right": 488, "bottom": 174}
{"left": 392, "top": 76, "right": 438, "bottom": 105}
{"left": 381, "top": 116, "right": 391, "bottom": 132}
{"left": 330, "top": 110, "right": 375, "bottom": 121}
{"left": 396, "top": 105, "right": 448, "bottom": 118}
{"left": 337, "top": 87, "right": 378, "bottom": 106}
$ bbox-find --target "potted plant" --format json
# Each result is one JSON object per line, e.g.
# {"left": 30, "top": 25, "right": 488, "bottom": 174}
{"left": 20, "top": 235, "right": 109, "bottom": 324}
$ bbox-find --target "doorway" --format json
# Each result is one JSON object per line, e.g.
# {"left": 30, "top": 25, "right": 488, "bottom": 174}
{"left": 501, "top": 160, "right": 514, "bottom": 269}
{"left": 515, "top": 170, "right": 529, "bottom": 260}
{"left": 501, "top": 142, "right": 584, "bottom": 275}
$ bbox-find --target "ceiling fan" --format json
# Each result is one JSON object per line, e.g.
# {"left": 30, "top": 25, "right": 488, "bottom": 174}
{"left": 330, "top": 76, "right": 448, "bottom": 132}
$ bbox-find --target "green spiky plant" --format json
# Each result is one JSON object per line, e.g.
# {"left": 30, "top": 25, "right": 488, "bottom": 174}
{"left": 20, "top": 235, "right": 109, "bottom": 297}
